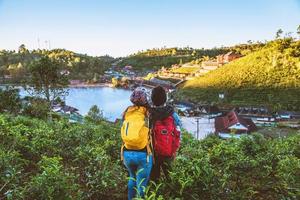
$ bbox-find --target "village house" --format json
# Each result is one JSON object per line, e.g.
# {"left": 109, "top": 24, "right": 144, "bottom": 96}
{"left": 148, "top": 77, "right": 175, "bottom": 89}
{"left": 277, "top": 111, "right": 300, "bottom": 120}
{"left": 197, "top": 105, "right": 222, "bottom": 117}
{"left": 4, "top": 75, "right": 12, "bottom": 79}
{"left": 217, "top": 51, "right": 242, "bottom": 64}
{"left": 134, "top": 77, "right": 175, "bottom": 90}
{"left": 215, "top": 111, "right": 257, "bottom": 136}
{"left": 69, "top": 79, "right": 83, "bottom": 85}
{"left": 124, "top": 65, "right": 133, "bottom": 70}
{"left": 201, "top": 61, "right": 219, "bottom": 69}
{"left": 201, "top": 51, "right": 242, "bottom": 70}
{"left": 236, "top": 107, "right": 276, "bottom": 127}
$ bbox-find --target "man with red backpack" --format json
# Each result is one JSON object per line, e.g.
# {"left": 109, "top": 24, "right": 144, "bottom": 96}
{"left": 149, "top": 86, "right": 181, "bottom": 182}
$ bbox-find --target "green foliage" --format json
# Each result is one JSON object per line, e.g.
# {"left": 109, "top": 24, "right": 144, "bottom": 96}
{"left": 0, "top": 46, "right": 114, "bottom": 83}
{"left": 171, "top": 67, "right": 199, "bottom": 74}
{"left": 85, "top": 105, "right": 104, "bottom": 123}
{"left": 24, "top": 156, "right": 79, "bottom": 200}
{"left": 0, "top": 86, "right": 21, "bottom": 114}
{"left": 22, "top": 98, "right": 50, "bottom": 120}
{"left": 0, "top": 114, "right": 126, "bottom": 199}
{"left": 25, "top": 56, "right": 69, "bottom": 103}
{"left": 119, "top": 47, "right": 227, "bottom": 71}
{"left": 180, "top": 39, "right": 300, "bottom": 111}
{"left": 156, "top": 133, "right": 300, "bottom": 200}
{"left": 0, "top": 114, "right": 299, "bottom": 199}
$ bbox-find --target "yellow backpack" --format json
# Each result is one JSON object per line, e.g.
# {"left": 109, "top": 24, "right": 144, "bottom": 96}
{"left": 120, "top": 106, "right": 152, "bottom": 161}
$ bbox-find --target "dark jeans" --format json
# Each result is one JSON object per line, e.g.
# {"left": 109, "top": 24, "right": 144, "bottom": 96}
{"left": 150, "top": 154, "right": 174, "bottom": 182}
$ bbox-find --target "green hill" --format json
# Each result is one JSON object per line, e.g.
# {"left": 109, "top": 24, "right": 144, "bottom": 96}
{"left": 0, "top": 45, "right": 114, "bottom": 82}
{"left": 178, "top": 38, "right": 300, "bottom": 110}
{"left": 119, "top": 47, "right": 227, "bottom": 71}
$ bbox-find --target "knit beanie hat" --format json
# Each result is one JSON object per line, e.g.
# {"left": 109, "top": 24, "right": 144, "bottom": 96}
{"left": 151, "top": 86, "right": 167, "bottom": 106}
{"left": 130, "top": 88, "right": 148, "bottom": 106}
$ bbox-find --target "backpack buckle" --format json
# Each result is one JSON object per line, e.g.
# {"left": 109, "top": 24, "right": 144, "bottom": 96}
{"left": 161, "top": 129, "right": 168, "bottom": 134}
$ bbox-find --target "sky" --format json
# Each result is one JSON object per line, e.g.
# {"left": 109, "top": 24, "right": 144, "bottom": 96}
{"left": 0, "top": 0, "right": 300, "bottom": 57}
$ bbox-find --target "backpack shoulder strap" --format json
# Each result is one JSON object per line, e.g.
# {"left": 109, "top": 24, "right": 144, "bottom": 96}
{"left": 122, "top": 106, "right": 133, "bottom": 121}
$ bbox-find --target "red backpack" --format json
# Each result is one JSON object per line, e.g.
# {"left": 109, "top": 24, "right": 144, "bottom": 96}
{"left": 152, "top": 115, "right": 180, "bottom": 157}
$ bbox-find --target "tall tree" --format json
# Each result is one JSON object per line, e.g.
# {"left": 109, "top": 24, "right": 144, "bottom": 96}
{"left": 18, "top": 44, "right": 28, "bottom": 54}
{"left": 25, "top": 56, "right": 69, "bottom": 104}
{"left": 276, "top": 29, "right": 283, "bottom": 39}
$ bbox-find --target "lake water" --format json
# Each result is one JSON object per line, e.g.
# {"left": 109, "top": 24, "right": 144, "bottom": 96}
{"left": 66, "top": 87, "right": 132, "bottom": 120}
{"left": 19, "top": 87, "right": 132, "bottom": 121}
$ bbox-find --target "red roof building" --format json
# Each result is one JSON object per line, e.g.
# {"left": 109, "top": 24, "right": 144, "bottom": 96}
{"left": 217, "top": 51, "right": 242, "bottom": 64}
{"left": 215, "top": 111, "right": 257, "bottom": 134}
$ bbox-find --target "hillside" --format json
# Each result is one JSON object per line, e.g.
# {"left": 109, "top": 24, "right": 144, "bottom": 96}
{"left": 119, "top": 47, "right": 227, "bottom": 71}
{"left": 1, "top": 114, "right": 299, "bottom": 199}
{"left": 0, "top": 45, "right": 114, "bottom": 82}
{"left": 178, "top": 38, "right": 300, "bottom": 110}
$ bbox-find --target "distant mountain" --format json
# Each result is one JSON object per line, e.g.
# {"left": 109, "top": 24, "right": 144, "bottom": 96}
{"left": 178, "top": 38, "right": 300, "bottom": 111}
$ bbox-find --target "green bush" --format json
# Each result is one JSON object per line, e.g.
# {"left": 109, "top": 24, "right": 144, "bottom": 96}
{"left": 0, "top": 87, "right": 21, "bottom": 114}
{"left": 0, "top": 114, "right": 299, "bottom": 199}
{"left": 157, "top": 133, "right": 300, "bottom": 200}
{"left": 22, "top": 98, "right": 50, "bottom": 119}
{"left": 23, "top": 156, "right": 79, "bottom": 200}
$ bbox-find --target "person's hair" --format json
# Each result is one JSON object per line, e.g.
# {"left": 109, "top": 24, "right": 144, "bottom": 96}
{"left": 151, "top": 86, "right": 166, "bottom": 106}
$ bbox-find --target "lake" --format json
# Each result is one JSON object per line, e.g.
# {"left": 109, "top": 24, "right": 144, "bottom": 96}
{"left": 20, "top": 87, "right": 132, "bottom": 121}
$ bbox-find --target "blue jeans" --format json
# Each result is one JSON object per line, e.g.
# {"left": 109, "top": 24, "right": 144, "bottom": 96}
{"left": 123, "top": 151, "right": 153, "bottom": 200}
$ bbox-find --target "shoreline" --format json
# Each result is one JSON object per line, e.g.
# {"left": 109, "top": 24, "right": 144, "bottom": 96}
{"left": 68, "top": 83, "right": 112, "bottom": 88}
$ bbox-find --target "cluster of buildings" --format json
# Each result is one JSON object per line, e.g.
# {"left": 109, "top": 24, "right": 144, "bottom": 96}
{"left": 157, "top": 51, "right": 243, "bottom": 80}
{"left": 51, "top": 101, "right": 83, "bottom": 123}
{"left": 195, "top": 52, "right": 242, "bottom": 77}
{"left": 104, "top": 65, "right": 137, "bottom": 82}
{"left": 133, "top": 77, "right": 176, "bottom": 90}
{"left": 176, "top": 102, "right": 300, "bottom": 139}
{"left": 158, "top": 65, "right": 191, "bottom": 79}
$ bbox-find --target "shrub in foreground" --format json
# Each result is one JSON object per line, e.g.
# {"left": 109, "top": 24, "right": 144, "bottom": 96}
{"left": 0, "top": 114, "right": 299, "bottom": 199}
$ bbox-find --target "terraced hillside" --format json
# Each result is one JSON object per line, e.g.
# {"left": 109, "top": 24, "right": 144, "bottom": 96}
{"left": 178, "top": 38, "right": 300, "bottom": 111}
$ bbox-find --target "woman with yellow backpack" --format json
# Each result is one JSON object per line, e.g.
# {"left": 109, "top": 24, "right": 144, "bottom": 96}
{"left": 120, "top": 88, "right": 153, "bottom": 200}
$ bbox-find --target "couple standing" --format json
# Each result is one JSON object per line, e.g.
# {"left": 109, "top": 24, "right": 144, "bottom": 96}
{"left": 121, "top": 86, "right": 181, "bottom": 200}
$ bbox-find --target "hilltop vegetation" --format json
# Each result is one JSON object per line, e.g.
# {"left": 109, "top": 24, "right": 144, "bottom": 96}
{"left": 1, "top": 114, "right": 299, "bottom": 199}
{"left": 171, "top": 66, "right": 199, "bottom": 74}
{"left": 179, "top": 38, "right": 300, "bottom": 111}
{"left": 0, "top": 45, "right": 114, "bottom": 82}
{"left": 119, "top": 47, "right": 227, "bottom": 71}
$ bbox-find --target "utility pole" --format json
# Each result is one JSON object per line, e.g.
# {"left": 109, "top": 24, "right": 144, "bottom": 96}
{"left": 45, "top": 40, "right": 48, "bottom": 50}
{"left": 196, "top": 117, "right": 200, "bottom": 139}
{"left": 37, "top": 38, "right": 40, "bottom": 49}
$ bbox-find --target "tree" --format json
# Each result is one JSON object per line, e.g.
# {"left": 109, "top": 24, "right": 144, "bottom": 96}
{"left": 25, "top": 56, "right": 69, "bottom": 107}
{"left": 0, "top": 65, "right": 7, "bottom": 81}
{"left": 276, "top": 29, "right": 283, "bottom": 39}
{"left": 111, "top": 77, "right": 120, "bottom": 87}
{"left": 85, "top": 105, "right": 104, "bottom": 122}
{"left": 297, "top": 25, "right": 300, "bottom": 38}
{"left": 18, "top": 44, "right": 28, "bottom": 54}
{"left": 0, "top": 86, "right": 21, "bottom": 114}
{"left": 179, "top": 59, "right": 183, "bottom": 65}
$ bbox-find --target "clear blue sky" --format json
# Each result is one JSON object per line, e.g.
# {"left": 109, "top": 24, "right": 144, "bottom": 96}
{"left": 0, "top": 0, "right": 300, "bottom": 57}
